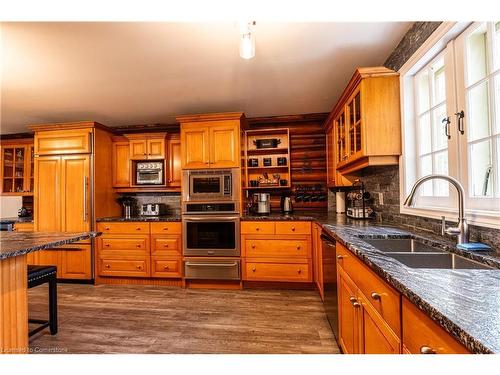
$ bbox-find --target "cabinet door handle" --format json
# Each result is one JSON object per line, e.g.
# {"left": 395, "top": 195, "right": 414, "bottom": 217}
{"left": 83, "top": 176, "right": 87, "bottom": 222}
{"left": 251, "top": 244, "right": 256, "bottom": 248}
{"left": 337, "top": 254, "right": 344, "bottom": 259}
{"left": 371, "top": 292, "right": 381, "bottom": 300}
{"left": 420, "top": 346, "right": 436, "bottom": 354}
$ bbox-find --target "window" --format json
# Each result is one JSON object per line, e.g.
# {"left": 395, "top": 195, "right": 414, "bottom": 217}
{"left": 401, "top": 22, "right": 500, "bottom": 228}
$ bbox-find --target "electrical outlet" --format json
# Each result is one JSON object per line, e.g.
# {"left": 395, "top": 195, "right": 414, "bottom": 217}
{"left": 378, "top": 192, "right": 384, "bottom": 205}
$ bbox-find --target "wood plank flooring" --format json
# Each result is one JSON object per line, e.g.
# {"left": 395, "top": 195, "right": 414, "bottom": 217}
{"left": 28, "top": 284, "right": 339, "bottom": 354}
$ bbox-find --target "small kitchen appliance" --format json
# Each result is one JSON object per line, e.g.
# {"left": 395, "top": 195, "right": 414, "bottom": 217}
{"left": 280, "top": 195, "right": 293, "bottom": 214}
{"left": 345, "top": 180, "right": 374, "bottom": 220}
{"left": 135, "top": 161, "right": 164, "bottom": 185}
{"left": 254, "top": 193, "right": 271, "bottom": 215}
{"left": 140, "top": 203, "right": 167, "bottom": 216}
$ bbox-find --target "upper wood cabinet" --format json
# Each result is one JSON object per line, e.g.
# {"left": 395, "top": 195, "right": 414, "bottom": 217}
{"left": 33, "top": 128, "right": 92, "bottom": 155}
{"left": 178, "top": 112, "right": 246, "bottom": 169}
{"left": 167, "top": 135, "right": 181, "bottom": 187}
{"left": 324, "top": 67, "right": 401, "bottom": 178}
{"left": 126, "top": 133, "right": 166, "bottom": 160}
{"left": 0, "top": 140, "right": 34, "bottom": 195}
{"left": 112, "top": 140, "right": 131, "bottom": 187}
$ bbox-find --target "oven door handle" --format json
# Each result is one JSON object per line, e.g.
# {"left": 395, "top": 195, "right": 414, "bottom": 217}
{"left": 185, "top": 262, "right": 238, "bottom": 267}
{"left": 183, "top": 216, "right": 240, "bottom": 221}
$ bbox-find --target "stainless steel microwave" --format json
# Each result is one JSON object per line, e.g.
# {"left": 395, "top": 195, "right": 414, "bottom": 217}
{"left": 182, "top": 169, "right": 239, "bottom": 201}
{"left": 135, "top": 161, "right": 164, "bottom": 185}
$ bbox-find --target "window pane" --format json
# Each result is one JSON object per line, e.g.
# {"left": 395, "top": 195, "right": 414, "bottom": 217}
{"left": 432, "top": 58, "right": 446, "bottom": 105}
{"left": 469, "top": 140, "right": 493, "bottom": 197}
{"left": 468, "top": 81, "right": 490, "bottom": 140}
{"left": 420, "top": 155, "right": 433, "bottom": 196}
{"left": 466, "top": 24, "right": 487, "bottom": 85}
{"left": 432, "top": 104, "right": 448, "bottom": 151}
{"left": 418, "top": 114, "right": 431, "bottom": 155}
{"left": 495, "top": 22, "right": 500, "bottom": 70}
{"left": 495, "top": 75, "right": 500, "bottom": 135}
{"left": 434, "top": 151, "right": 449, "bottom": 196}
{"left": 417, "top": 70, "right": 430, "bottom": 114}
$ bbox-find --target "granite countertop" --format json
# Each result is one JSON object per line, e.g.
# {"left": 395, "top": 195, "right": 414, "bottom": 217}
{"left": 0, "top": 231, "right": 101, "bottom": 260}
{"left": 244, "top": 212, "right": 500, "bottom": 353}
{"left": 0, "top": 216, "right": 34, "bottom": 224}
{"left": 96, "top": 215, "right": 181, "bottom": 222}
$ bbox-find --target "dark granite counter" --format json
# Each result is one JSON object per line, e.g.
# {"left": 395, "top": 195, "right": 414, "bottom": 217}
{"left": 243, "top": 212, "right": 500, "bottom": 353}
{"left": 0, "top": 232, "right": 101, "bottom": 260}
{"left": 0, "top": 216, "right": 34, "bottom": 224}
{"left": 96, "top": 215, "right": 181, "bottom": 222}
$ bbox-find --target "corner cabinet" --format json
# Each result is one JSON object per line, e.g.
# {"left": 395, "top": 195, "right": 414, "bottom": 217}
{"left": 178, "top": 112, "right": 246, "bottom": 169}
{"left": 325, "top": 67, "right": 401, "bottom": 180}
{"left": 0, "top": 140, "right": 34, "bottom": 195}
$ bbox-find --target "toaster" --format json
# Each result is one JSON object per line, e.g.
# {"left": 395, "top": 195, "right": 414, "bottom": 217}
{"left": 140, "top": 203, "right": 167, "bottom": 216}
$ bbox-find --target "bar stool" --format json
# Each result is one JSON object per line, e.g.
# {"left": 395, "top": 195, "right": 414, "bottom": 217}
{"left": 27, "top": 265, "right": 58, "bottom": 337}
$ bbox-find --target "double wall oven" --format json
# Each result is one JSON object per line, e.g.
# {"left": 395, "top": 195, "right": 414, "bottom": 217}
{"left": 182, "top": 169, "right": 241, "bottom": 280}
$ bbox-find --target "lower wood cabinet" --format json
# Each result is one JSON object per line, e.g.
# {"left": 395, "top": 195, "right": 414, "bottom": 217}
{"left": 336, "top": 242, "right": 471, "bottom": 354}
{"left": 402, "top": 297, "right": 470, "bottom": 354}
{"left": 27, "top": 243, "right": 92, "bottom": 280}
{"left": 13, "top": 222, "right": 34, "bottom": 232}
{"left": 241, "top": 221, "right": 312, "bottom": 282}
{"left": 96, "top": 222, "right": 182, "bottom": 279}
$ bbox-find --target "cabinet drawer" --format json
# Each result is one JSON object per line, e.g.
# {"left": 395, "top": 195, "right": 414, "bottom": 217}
{"left": 13, "top": 222, "right": 34, "bottom": 232}
{"left": 241, "top": 221, "right": 275, "bottom": 235}
{"left": 275, "top": 221, "right": 311, "bottom": 235}
{"left": 150, "top": 222, "right": 182, "bottom": 234}
{"left": 244, "top": 239, "right": 310, "bottom": 258}
{"left": 97, "top": 222, "right": 150, "bottom": 234}
{"left": 337, "top": 243, "right": 401, "bottom": 337}
{"left": 98, "top": 257, "right": 150, "bottom": 277}
{"left": 244, "top": 261, "right": 311, "bottom": 282}
{"left": 151, "top": 236, "right": 181, "bottom": 256}
{"left": 99, "top": 237, "right": 149, "bottom": 253}
{"left": 151, "top": 257, "right": 182, "bottom": 278}
{"left": 402, "top": 298, "right": 470, "bottom": 354}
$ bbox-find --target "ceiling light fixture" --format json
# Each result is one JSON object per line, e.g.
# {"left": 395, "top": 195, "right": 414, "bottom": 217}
{"left": 239, "top": 21, "right": 256, "bottom": 60}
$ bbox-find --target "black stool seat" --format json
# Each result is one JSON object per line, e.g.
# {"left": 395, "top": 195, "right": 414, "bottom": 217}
{"left": 27, "top": 265, "right": 58, "bottom": 337}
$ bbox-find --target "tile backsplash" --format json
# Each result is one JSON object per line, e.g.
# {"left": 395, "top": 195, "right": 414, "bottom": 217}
{"left": 118, "top": 192, "right": 181, "bottom": 216}
{"left": 329, "top": 165, "right": 500, "bottom": 252}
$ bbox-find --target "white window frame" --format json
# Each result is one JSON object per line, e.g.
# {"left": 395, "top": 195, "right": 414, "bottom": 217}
{"left": 399, "top": 21, "right": 500, "bottom": 230}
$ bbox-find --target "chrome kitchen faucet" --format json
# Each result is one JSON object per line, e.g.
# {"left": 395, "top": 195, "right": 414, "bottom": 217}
{"left": 403, "top": 174, "right": 469, "bottom": 245}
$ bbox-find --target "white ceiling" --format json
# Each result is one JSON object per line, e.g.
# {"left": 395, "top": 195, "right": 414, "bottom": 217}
{"left": 0, "top": 22, "right": 411, "bottom": 134}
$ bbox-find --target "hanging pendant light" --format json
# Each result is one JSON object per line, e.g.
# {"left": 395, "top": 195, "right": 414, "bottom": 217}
{"left": 239, "top": 21, "right": 256, "bottom": 60}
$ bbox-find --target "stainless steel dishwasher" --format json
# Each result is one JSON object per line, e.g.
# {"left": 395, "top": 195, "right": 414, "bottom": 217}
{"left": 321, "top": 233, "right": 339, "bottom": 341}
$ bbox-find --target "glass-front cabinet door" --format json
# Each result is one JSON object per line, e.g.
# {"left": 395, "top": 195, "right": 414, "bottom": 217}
{"left": 1, "top": 143, "right": 34, "bottom": 195}
{"left": 347, "top": 90, "right": 362, "bottom": 160}
{"left": 336, "top": 111, "right": 347, "bottom": 163}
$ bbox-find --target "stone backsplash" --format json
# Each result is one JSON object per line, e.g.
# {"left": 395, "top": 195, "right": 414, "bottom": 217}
{"left": 118, "top": 192, "right": 181, "bottom": 216}
{"left": 329, "top": 165, "right": 500, "bottom": 252}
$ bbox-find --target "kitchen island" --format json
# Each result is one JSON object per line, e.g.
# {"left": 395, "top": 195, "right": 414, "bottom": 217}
{"left": 0, "top": 231, "right": 100, "bottom": 354}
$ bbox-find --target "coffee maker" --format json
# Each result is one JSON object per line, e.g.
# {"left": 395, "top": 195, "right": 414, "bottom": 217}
{"left": 253, "top": 193, "right": 271, "bottom": 215}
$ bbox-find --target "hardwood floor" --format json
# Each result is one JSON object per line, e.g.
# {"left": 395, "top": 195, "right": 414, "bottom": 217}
{"left": 28, "top": 283, "right": 339, "bottom": 354}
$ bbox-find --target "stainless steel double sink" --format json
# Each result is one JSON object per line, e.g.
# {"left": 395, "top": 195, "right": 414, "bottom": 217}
{"left": 363, "top": 238, "right": 492, "bottom": 270}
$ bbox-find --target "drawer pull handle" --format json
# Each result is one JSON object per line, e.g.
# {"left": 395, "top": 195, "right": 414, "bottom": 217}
{"left": 337, "top": 255, "right": 344, "bottom": 259}
{"left": 349, "top": 297, "right": 357, "bottom": 303}
{"left": 136, "top": 244, "right": 141, "bottom": 248}
{"left": 255, "top": 227, "right": 260, "bottom": 231}
{"left": 105, "top": 244, "right": 110, "bottom": 247}
{"left": 164, "top": 265, "right": 170, "bottom": 270}
{"left": 352, "top": 301, "right": 361, "bottom": 308}
{"left": 136, "top": 227, "right": 141, "bottom": 231}
{"left": 105, "top": 264, "right": 110, "bottom": 268}
{"left": 163, "top": 227, "right": 168, "bottom": 231}
{"left": 251, "top": 244, "right": 256, "bottom": 248}
{"left": 420, "top": 346, "right": 436, "bottom": 354}
{"left": 296, "top": 245, "right": 301, "bottom": 250}
{"left": 164, "top": 244, "right": 169, "bottom": 248}
{"left": 297, "top": 269, "right": 301, "bottom": 274}
{"left": 291, "top": 227, "right": 296, "bottom": 231}
{"left": 136, "top": 265, "right": 142, "bottom": 270}
{"left": 371, "top": 292, "right": 381, "bottom": 300}
{"left": 252, "top": 267, "right": 256, "bottom": 272}
{"left": 105, "top": 227, "right": 110, "bottom": 231}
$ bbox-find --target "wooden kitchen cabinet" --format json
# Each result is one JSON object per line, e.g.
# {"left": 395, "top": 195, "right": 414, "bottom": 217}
{"left": 324, "top": 67, "right": 401, "bottom": 179}
{"left": 13, "top": 222, "right": 34, "bottom": 232}
{"left": 402, "top": 297, "right": 470, "bottom": 354}
{"left": 241, "top": 221, "right": 312, "bottom": 283}
{"left": 126, "top": 133, "right": 166, "bottom": 160}
{"left": 112, "top": 140, "right": 131, "bottom": 187}
{"left": 29, "top": 244, "right": 92, "bottom": 280}
{"left": 338, "top": 267, "right": 360, "bottom": 354}
{"left": 167, "top": 135, "right": 181, "bottom": 187}
{"left": 178, "top": 112, "right": 246, "bottom": 169}
{"left": 96, "top": 222, "right": 182, "bottom": 280}
{"left": 0, "top": 140, "right": 34, "bottom": 195}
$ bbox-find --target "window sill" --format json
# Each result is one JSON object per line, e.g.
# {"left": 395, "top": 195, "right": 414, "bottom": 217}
{"left": 399, "top": 205, "right": 500, "bottom": 230}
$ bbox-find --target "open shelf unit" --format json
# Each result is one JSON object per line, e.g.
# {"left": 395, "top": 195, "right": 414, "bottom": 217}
{"left": 243, "top": 128, "right": 291, "bottom": 191}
